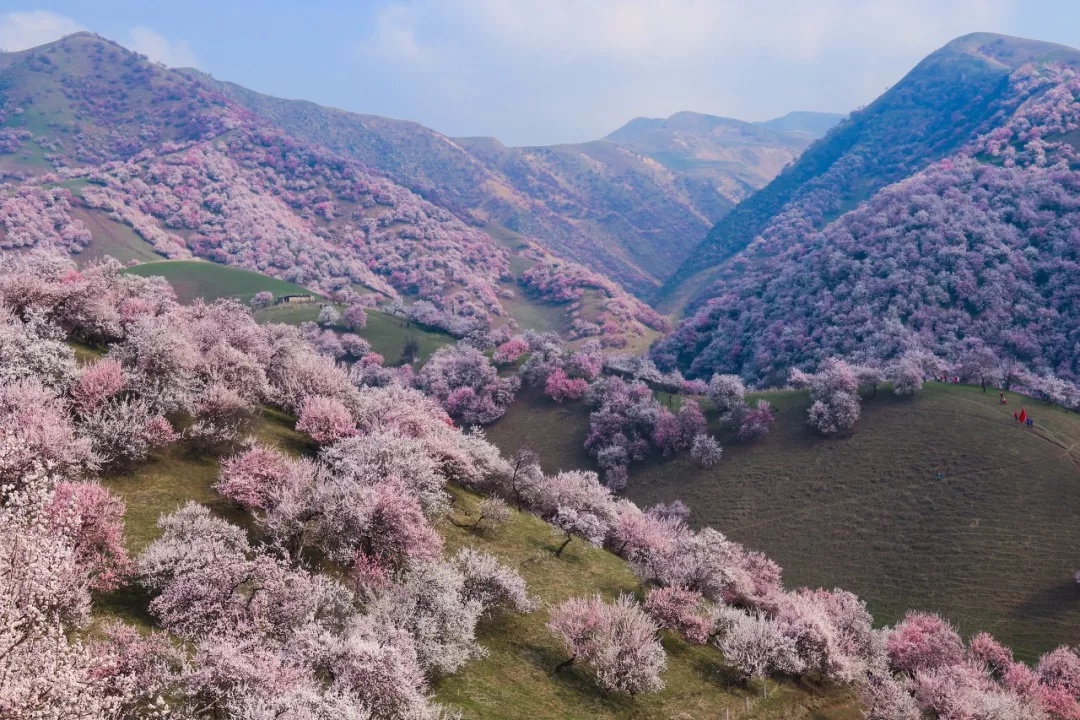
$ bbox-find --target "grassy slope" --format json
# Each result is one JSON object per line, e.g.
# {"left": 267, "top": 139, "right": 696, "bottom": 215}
{"left": 437, "top": 487, "right": 857, "bottom": 720}
{"left": 119, "top": 261, "right": 453, "bottom": 365}
{"left": 125, "top": 260, "right": 315, "bottom": 305}
{"left": 255, "top": 302, "right": 453, "bottom": 367}
{"left": 486, "top": 384, "right": 1080, "bottom": 663}
{"left": 91, "top": 389, "right": 857, "bottom": 717}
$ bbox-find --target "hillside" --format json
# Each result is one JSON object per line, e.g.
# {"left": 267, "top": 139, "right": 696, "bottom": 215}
{"left": 486, "top": 383, "right": 1080, "bottom": 664}
{"left": 0, "top": 32, "right": 664, "bottom": 348}
{"left": 210, "top": 80, "right": 832, "bottom": 294}
{"left": 0, "top": 250, "right": 867, "bottom": 719}
{"left": 652, "top": 33, "right": 1080, "bottom": 394}
{"left": 659, "top": 32, "right": 1080, "bottom": 313}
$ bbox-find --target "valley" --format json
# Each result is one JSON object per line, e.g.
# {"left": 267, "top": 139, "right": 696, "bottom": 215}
{"left": 4, "top": 17, "right": 1080, "bottom": 720}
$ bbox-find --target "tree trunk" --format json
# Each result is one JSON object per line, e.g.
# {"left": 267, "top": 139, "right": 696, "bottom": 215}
{"left": 555, "top": 533, "right": 573, "bottom": 558}
{"left": 554, "top": 655, "right": 576, "bottom": 672}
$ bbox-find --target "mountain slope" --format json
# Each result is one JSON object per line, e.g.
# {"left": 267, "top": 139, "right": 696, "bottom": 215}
{"left": 659, "top": 32, "right": 1080, "bottom": 313}
{"left": 0, "top": 32, "right": 666, "bottom": 347}
{"left": 210, "top": 81, "right": 714, "bottom": 293}
{"left": 651, "top": 33, "right": 1080, "bottom": 389}
{"left": 210, "top": 82, "right": 835, "bottom": 295}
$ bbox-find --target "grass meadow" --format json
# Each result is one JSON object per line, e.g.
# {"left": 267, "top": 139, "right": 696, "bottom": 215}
{"left": 89, "top": 387, "right": 859, "bottom": 719}
{"left": 125, "top": 260, "right": 314, "bottom": 306}
{"left": 487, "top": 383, "right": 1080, "bottom": 663}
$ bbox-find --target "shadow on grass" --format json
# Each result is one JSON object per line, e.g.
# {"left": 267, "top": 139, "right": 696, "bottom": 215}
{"left": 1012, "top": 579, "right": 1080, "bottom": 621}
{"left": 93, "top": 583, "right": 156, "bottom": 630}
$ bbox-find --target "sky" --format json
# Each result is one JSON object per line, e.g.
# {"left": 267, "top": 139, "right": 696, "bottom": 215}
{"left": 2, "top": 1, "right": 1080, "bottom": 146}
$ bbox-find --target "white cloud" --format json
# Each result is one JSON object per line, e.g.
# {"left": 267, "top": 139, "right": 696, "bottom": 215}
{"left": 368, "top": 0, "right": 1010, "bottom": 60}
{"left": 0, "top": 10, "right": 84, "bottom": 52}
{"left": 356, "top": 0, "right": 1016, "bottom": 144}
{"left": 362, "top": 4, "right": 427, "bottom": 63}
{"left": 126, "top": 26, "right": 198, "bottom": 68}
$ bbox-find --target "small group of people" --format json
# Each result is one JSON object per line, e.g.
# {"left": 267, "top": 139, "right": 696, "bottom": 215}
{"left": 1014, "top": 408, "right": 1034, "bottom": 428}
{"left": 935, "top": 375, "right": 961, "bottom": 383}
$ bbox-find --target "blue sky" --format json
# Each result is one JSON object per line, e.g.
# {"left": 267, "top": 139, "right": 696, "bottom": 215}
{"left": 3, "top": 1, "right": 1080, "bottom": 146}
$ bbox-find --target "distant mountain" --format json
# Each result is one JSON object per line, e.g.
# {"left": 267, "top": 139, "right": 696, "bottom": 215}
{"left": 651, "top": 33, "right": 1080, "bottom": 388}
{"left": 209, "top": 83, "right": 833, "bottom": 295}
{"left": 754, "top": 111, "right": 847, "bottom": 138}
{"left": 658, "top": 32, "right": 1080, "bottom": 312}
{"left": 603, "top": 111, "right": 831, "bottom": 204}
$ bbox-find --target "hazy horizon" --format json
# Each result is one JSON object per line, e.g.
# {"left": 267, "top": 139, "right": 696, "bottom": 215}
{"left": 4, "top": 1, "right": 1080, "bottom": 145}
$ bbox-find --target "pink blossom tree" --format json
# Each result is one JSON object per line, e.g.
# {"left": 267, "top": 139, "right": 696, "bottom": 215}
{"left": 708, "top": 374, "right": 746, "bottom": 415}
{"left": 343, "top": 304, "right": 368, "bottom": 330}
{"left": 739, "top": 400, "right": 775, "bottom": 441}
{"left": 250, "top": 290, "right": 274, "bottom": 309}
{"left": 70, "top": 358, "right": 126, "bottom": 413}
{"left": 886, "top": 612, "right": 965, "bottom": 674}
{"left": 47, "top": 482, "right": 132, "bottom": 591}
{"left": 716, "top": 610, "right": 804, "bottom": 681}
{"left": 548, "top": 594, "right": 667, "bottom": 695}
{"left": 295, "top": 395, "right": 357, "bottom": 445}
{"left": 545, "top": 367, "right": 588, "bottom": 403}
{"left": 644, "top": 586, "right": 714, "bottom": 644}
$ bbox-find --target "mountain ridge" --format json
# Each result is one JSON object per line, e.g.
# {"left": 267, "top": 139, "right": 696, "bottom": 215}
{"left": 650, "top": 32, "right": 1080, "bottom": 391}
{"left": 205, "top": 76, "right": 839, "bottom": 295}
{"left": 658, "top": 31, "right": 1080, "bottom": 313}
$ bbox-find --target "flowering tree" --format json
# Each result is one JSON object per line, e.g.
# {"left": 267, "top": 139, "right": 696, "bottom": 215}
{"left": 453, "top": 547, "right": 537, "bottom": 616}
{"left": 716, "top": 610, "right": 803, "bottom": 681}
{"left": 545, "top": 368, "right": 588, "bottom": 403}
{"left": 957, "top": 345, "right": 1002, "bottom": 391}
{"left": 583, "top": 376, "right": 661, "bottom": 486}
{"left": 317, "top": 305, "right": 341, "bottom": 327}
{"left": 47, "top": 482, "right": 132, "bottom": 591}
{"left": 416, "top": 344, "right": 519, "bottom": 425}
{"left": 690, "top": 433, "right": 723, "bottom": 467}
{"left": 886, "top": 612, "right": 965, "bottom": 674}
{"left": 0, "top": 380, "right": 96, "bottom": 498}
{"left": 187, "top": 383, "right": 259, "bottom": 452}
{"left": 643, "top": 586, "right": 714, "bottom": 644}
{"left": 78, "top": 398, "right": 177, "bottom": 470}
{"left": 250, "top": 291, "right": 274, "bottom": 309}
{"left": 70, "top": 358, "right": 126, "bottom": 413}
{"left": 215, "top": 442, "right": 302, "bottom": 511}
{"left": 0, "top": 508, "right": 108, "bottom": 719}
{"left": 548, "top": 594, "right": 667, "bottom": 695}
{"left": 708, "top": 374, "right": 746, "bottom": 415}
{"left": 739, "top": 400, "right": 775, "bottom": 441}
{"left": 532, "top": 470, "right": 619, "bottom": 557}
{"left": 295, "top": 395, "right": 357, "bottom": 445}
{"left": 493, "top": 336, "right": 529, "bottom": 365}
{"left": 804, "top": 358, "right": 862, "bottom": 436}
{"left": 343, "top": 304, "right": 368, "bottom": 330}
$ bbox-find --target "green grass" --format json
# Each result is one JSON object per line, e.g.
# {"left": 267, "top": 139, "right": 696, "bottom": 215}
{"left": 436, "top": 487, "right": 858, "bottom": 719}
{"left": 486, "top": 383, "right": 1080, "bottom": 664}
{"left": 72, "top": 206, "right": 164, "bottom": 265}
{"left": 118, "top": 260, "right": 452, "bottom": 365}
{"left": 125, "top": 260, "right": 315, "bottom": 305}
{"left": 90, "top": 399, "right": 858, "bottom": 717}
{"left": 255, "top": 303, "right": 454, "bottom": 366}
{"left": 94, "top": 408, "right": 312, "bottom": 628}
